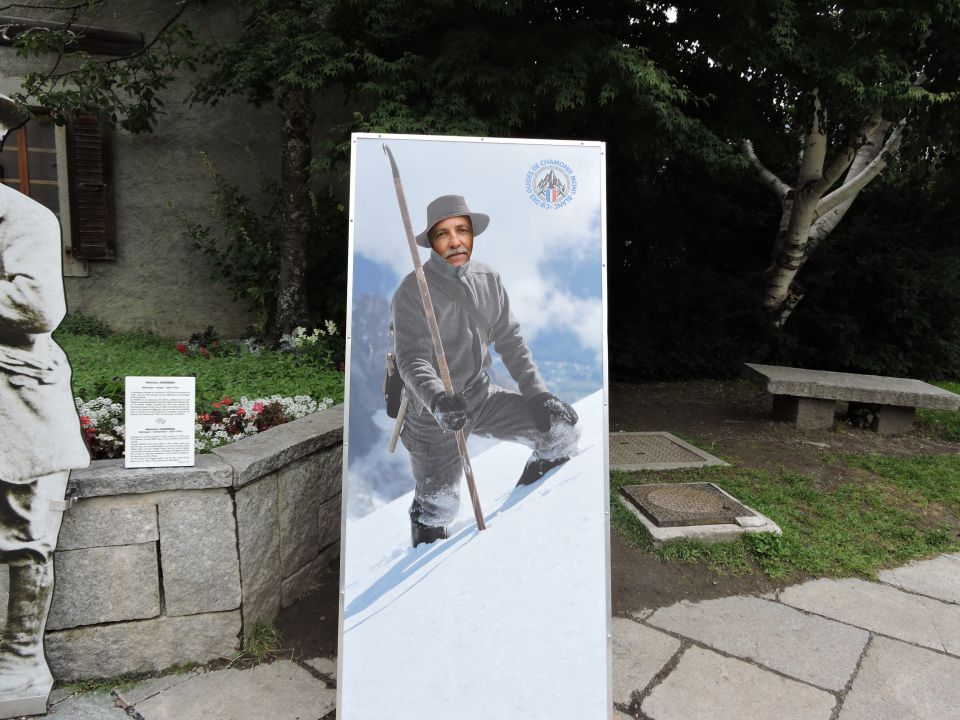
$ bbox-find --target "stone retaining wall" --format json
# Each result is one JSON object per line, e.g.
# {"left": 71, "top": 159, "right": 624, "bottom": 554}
{"left": 0, "top": 405, "right": 344, "bottom": 682}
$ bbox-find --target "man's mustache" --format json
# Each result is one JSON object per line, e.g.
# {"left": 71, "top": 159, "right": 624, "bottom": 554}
{"left": 444, "top": 247, "right": 469, "bottom": 259}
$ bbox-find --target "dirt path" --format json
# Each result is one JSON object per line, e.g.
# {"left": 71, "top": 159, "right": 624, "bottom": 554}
{"left": 279, "top": 380, "right": 960, "bottom": 656}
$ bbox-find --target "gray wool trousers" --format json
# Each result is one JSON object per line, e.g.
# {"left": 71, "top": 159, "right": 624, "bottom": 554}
{"left": 400, "top": 379, "right": 579, "bottom": 527}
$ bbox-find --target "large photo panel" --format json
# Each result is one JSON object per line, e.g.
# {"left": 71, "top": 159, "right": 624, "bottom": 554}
{"left": 340, "top": 133, "right": 610, "bottom": 719}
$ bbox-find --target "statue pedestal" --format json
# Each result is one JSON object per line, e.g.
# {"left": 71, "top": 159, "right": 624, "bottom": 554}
{"left": 0, "top": 685, "right": 50, "bottom": 719}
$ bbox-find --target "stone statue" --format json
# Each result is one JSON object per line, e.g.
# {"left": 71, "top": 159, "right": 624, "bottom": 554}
{"left": 0, "top": 94, "right": 90, "bottom": 717}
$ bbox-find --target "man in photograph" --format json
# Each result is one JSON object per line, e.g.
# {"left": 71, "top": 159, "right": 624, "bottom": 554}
{"left": 0, "top": 94, "right": 90, "bottom": 702}
{"left": 392, "top": 194, "right": 580, "bottom": 547}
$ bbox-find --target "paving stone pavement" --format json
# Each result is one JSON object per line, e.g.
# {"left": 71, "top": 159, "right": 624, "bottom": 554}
{"left": 30, "top": 551, "right": 960, "bottom": 720}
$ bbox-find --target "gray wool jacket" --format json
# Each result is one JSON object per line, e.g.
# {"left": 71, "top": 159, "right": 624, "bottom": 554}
{"left": 391, "top": 250, "right": 547, "bottom": 410}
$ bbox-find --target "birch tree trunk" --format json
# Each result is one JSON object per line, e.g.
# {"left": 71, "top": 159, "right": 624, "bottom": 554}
{"left": 743, "top": 92, "right": 905, "bottom": 329}
{"left": 276, "top": 87, "right": 315, "bottom": 336}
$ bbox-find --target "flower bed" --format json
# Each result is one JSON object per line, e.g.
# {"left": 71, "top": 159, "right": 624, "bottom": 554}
{"left": 76, "top": 394, "right": 334, "bottom": 460}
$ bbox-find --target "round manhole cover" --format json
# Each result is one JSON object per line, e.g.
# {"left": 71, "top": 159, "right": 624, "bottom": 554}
{"left": 647, "top": 486, "right": 728, "bottom": 514}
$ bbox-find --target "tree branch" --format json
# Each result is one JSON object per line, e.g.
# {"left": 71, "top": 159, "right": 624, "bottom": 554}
{"left": 812, "top": 108, "right": 883, "bottom": 196}
{"left": 795, "top": 89, "right": 827, "bottom": 193}
{"left": 815, "top": 119, "right": 906, "bottom": 216}
{"left": 740, "top": 138, "right": 791, "bottom": 201}
{"left": 102, "top": 1, "right": 189, "bottom": 66}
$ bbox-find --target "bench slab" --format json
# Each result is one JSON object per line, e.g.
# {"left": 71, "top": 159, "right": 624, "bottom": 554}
{"left": 744, "top": 364, "right": 960, "bottom": 412}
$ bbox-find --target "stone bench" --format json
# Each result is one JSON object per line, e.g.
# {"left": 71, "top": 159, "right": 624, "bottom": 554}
{"left": 744, "top": 363, "right": 960, "bottom": 434}
{"left": 0, "top": 405, "right": 344, "bottom": 682}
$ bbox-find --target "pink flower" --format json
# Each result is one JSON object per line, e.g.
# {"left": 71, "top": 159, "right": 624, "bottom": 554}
{"left": 252, "top": 402, "right": 264, "bottom": 413}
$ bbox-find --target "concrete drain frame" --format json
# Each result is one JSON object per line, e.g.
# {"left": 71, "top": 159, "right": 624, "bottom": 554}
{"left": 610, "top": 431, "right": 729, "bottom": 471}
{"left": 618, "top": 482, "right": 781, "bottom": 543}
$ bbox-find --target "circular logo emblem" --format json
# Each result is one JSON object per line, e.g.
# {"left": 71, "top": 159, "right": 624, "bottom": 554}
{"left": 525, "top": 159, "right": 578, "bottom": 209}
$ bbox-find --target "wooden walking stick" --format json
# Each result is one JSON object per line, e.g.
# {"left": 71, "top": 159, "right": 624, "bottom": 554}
{"left": 383, "top": 144, "right": 486, "bottom": 531}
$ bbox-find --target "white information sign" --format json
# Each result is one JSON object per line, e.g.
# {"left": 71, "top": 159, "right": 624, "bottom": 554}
{"left": 124, "top": 376, "right": 196, "bottom": 468}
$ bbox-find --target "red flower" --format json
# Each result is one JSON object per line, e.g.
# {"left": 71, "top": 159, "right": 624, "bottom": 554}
{"left": 79, "top": 415, "right": 92, "bottom": 427}
{"left": 221, "top": 396, "right": 233, "bottom": 406}
{"left": 236, "top": 408, "right": 245, "bottom": 416}
{"left": 212, "top": 401, "right": 221, "bottom": 409}
{"left": 200, "top": 347, "right": 210, "bottom": 358}
{"left": 252, "top": 401, "right": 264, "bottom": 413}
{"left": 175, "top": 342, "right": 187, "bottom": 354}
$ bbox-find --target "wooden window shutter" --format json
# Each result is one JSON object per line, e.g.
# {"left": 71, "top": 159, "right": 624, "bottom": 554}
{"left": 66, "top": 114, "right": 116, "bottom": 260}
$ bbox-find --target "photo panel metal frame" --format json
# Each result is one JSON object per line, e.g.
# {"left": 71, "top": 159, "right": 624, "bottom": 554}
{"left": 338, "top": 132, "right": 611, "bottom": 719}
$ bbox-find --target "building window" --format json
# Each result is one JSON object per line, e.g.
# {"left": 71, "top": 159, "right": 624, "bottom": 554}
{"left": 0, "top": 111, "right": 114, "bottom": 273}
{"left": 0, "top": 112, "right": 60, "bottom": 215}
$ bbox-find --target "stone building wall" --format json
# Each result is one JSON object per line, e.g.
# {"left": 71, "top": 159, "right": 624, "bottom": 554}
{"left": 0, "top": 405, "right": 344, "bottom": 682}
{"left": 0, "top": 2, "right": 351, "bottom": 338}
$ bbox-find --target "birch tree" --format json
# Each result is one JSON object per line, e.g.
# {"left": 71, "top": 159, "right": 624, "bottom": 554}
{"left": 655, "top": 0, "right": 960, "bottom": 329}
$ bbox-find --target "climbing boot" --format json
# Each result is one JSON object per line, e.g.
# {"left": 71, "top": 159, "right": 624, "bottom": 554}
{"left": 409, "top": 502, "right": 447, "bottom": 548}
{"left": 516, "top": 454, "right": 570, "bottom": 487}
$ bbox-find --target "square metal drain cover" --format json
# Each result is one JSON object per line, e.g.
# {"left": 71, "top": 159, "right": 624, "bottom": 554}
{"left": 610, "top": 432, "right": 728, "bottom": 471}
{"left": 620, "top": 482, "right": 756, "bottom": 527}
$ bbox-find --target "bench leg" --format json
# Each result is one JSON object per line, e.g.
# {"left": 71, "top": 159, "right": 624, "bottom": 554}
{"left": 847, "top": 402, "right": 916, "bottom": 435}
{"left": 771, "top": 395, "right": 837, "bottom": 430}
{"left": 875, "top": 405, "right": 916, "bottom": 435}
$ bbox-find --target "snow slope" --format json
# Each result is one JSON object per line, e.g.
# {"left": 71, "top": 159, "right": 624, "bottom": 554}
{"left": 339, "top": 390, "right": 610, "bottom": 719}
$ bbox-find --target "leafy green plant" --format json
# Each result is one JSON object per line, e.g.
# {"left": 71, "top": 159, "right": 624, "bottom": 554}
{"left": 178, "top": 154, "right": 348, "bottom": 337}
{"left": 178, "top": 154, "right": 281, "bottom": 335}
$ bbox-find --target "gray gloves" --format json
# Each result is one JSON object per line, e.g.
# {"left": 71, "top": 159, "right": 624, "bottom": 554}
{"left": 431, "top": 392, "right": 469, "bottom": 431}
{"left": 528, "top": 392, "right": 578, "bottom": 432}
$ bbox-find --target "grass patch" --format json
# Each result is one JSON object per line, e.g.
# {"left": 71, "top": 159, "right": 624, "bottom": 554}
{"left": 916, "top": 381, "right": 960, "bottom": 442}
{"left": 611, "top": 458, "right": 960, "bottom": 581}
{"left": 58, "top": 330, "right": 344, "bottom": 409}
{"left": 236, "top": 620, "right": 284, "bottom": 664}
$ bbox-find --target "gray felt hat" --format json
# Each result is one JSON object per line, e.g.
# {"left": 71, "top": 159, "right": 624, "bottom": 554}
{"left": 415, "top": 195, "right": 490, "bottom": 248}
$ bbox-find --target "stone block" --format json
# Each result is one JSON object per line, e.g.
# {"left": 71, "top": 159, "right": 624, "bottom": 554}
{"left": 235, "top": 474, "right": 281, "bottom": 627}
{"left": 213, "top": 405, "right": 343, "bottom": 487}
{"left": 780, "top": 577, "right": 960, "bottom": 656}
{"left": 647, "top": 596, "right": 868, "bottom": 691}
{"left": 641, "top": 647, "right": 836, "bottom": 720}
{"left": 45, "top": 692, "right": 130, "bottom": 719}
{"left": 838, "top": 637, "right": 960, "bottom": 720}
{"left": 46, "top": 610, "right": 241, "bottom": 682}
{"left": 305, "top": 656, "right": 337, "bottom": 682}
{"left": 278, "top": 457, "right": 322, "bottom": 576}
{"left": 47, "top": 543, "right": 160, "bottom": 631}
{"left": 874, "top": 404, "right": 916, "bottom": 435}
{"left": 57, "top": 502, "right": 158, "bottom": 551}
{"left": 134, "top": 660, "right": 336, "bottom": 720}
{"left": 317, "top": 492, "right": 342, "bottom": 549}
{"left": 158, "top": 491, "right": 241, "bottom": 616}
{"left": 878, "top": 552, "right": 960, "bottom": 604}
{"left": 281, "top": 542, "right": 338, "bottom": 608}
{"left": 67, "top": 454, "right": 233, "bottom": 499}
{"left": 612, "top": 617, "right": 680, "bottom": 706}
{"left": 114, "top": 669, "right": 203, "bottom": 706}
{"left": 772, "top": 395, "right": 836, "bottom": 430}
